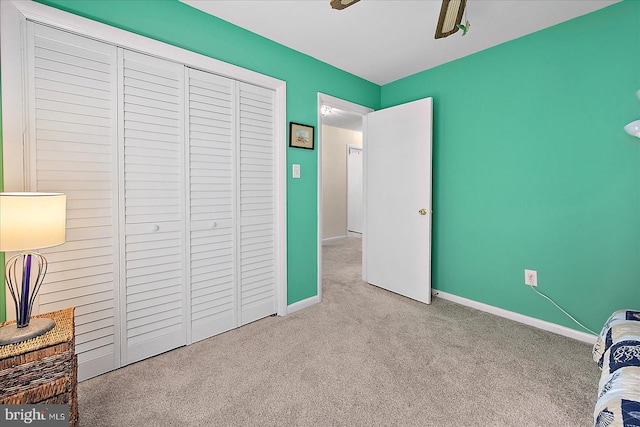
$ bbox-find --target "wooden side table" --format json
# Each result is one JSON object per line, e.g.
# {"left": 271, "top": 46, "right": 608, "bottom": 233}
{"left": 0, "top": 308, "right": 78, "bottom": 427}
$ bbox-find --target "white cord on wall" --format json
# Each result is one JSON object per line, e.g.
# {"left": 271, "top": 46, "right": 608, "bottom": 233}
{"left": 528, "top": 284, "right": 598, "bottom": 336}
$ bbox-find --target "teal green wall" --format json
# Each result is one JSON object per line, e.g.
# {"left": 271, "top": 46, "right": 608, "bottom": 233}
{"left": 2, "top": 1, "right": 637, "bottom": 332}
{"left": 381, "top": 0, "right": 640, "bottom": 333}
{"left": 15, "top": 0, "right": 381, "bottom": 311}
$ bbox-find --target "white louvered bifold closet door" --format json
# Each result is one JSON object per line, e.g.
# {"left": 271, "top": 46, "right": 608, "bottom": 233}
{"left": 20, "top": 23, "right": 279, "bottom": 378}
{"left": 238, "top": 83, "right": 277, "bottom": 325}
{"left": 26, "top": 23, "right": 120, "bottom": 381}
{"left": 187, "top": 69, "right": 237, "bottom": 343}
{"left": 120, "top": 50, "right": 187, "bottom": 364}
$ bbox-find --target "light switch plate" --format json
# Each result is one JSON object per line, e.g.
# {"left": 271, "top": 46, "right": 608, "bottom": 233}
{"left": 293, "top": 164, "right": 301, "bottom": 178}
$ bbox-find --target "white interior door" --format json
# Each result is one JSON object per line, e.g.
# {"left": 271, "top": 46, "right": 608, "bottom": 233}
{"left": 26, "top": 22, "right": 121, "bottom": 381}
{"left": 364, "top": 98, "right": 432, "bottom": 304}
{"left": 121, "top": 49, "right": 187, "bottom": 365}
{"left": 187, "top": 68, "right": 237, "bottom": 343}
{"left": 238, "top": 82, "right": 278, "bottom": 325}
{"left": 347, "top": 146, "right": 363, "bottom": 233}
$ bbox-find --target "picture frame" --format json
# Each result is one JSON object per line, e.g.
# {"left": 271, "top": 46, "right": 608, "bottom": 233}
{"left": 289, "top": 122, "right": 315, "bottom": 150}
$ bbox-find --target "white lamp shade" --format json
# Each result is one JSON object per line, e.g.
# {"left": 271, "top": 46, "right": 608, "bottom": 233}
{"left": 0, "top": 192, "right": 67, "bottom": 251}
{"left": 624, "top": 120, "right": 640, "bottom": 138}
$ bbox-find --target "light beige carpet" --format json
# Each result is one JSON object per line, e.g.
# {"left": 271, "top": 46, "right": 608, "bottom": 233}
{"left": 78, "top": 236, "right": 599, "bottom": 426}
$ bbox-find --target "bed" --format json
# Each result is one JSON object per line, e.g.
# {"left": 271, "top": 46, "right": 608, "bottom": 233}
{"left": 592, "top": 309, "right": 640, "bottom": 426}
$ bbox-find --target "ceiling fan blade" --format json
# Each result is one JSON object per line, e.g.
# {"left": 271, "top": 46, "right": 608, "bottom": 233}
{"left": 330, "top": 0, "right": 361, "bottom": 10}
{"left": 434, "top": 0, "right": 467, "bottom": 39}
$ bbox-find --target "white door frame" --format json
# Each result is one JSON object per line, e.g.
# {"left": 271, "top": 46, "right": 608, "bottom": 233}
{"left": 317, "top": 93, "right": 372, "bottom": 303}
{"left": 346, "top": 145, "right": 363, "bottom": 234}
{"left": 1, "top": 0, "right": 288, "bottom": 320}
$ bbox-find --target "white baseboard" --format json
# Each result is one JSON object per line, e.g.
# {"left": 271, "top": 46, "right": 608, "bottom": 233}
{"left": 287, "top": 295, "right": 320, "bottom": 314}
{"left": 432, "top": 289, "right": 597, "bottom": 345}
{"left": 322, "top": 235, "right": 347, "bottom": 243}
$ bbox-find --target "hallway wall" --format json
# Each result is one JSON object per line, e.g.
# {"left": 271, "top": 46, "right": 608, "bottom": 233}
{"left": 322, "top": 125, "right": 362, "bottom": 240}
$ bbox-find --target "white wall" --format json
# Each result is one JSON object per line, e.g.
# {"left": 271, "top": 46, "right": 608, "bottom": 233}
{"left": 322, "top": 125, "right": 362, "bottom": 240}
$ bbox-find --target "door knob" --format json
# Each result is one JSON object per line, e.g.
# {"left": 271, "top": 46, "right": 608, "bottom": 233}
{"left": 418, "top": 209, "right": 427, "bottom": 216}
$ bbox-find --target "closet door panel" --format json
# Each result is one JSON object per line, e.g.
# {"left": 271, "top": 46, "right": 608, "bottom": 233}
{"left": 187, "top": 68, "right": 236, "bottom": 343}
{"left": 26, "top": 23, "right": 120, "bottom": 381}
{"left": 238, "top": 83, "right": 277, "bottom": 325}
{"left": 121, "top": 50, "right": 186, "bottom": 364}
{"left": 16, "top": 16, "right": 283, "bottom": 381}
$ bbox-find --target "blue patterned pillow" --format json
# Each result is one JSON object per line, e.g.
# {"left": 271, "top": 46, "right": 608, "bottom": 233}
{"left": 627, "top": 311, "right": 640, "bottom": 321}
{"left": 622, "top": 399, "right": 640, "bottom": 426}
{"left": 607, "top": 340, "right": 640, "bottom": 374}
{"left": 594, "top": 310, "right": 640, "bottom": 367}
{"left": 595, "top": 401, "right": 640, "bottom": 427}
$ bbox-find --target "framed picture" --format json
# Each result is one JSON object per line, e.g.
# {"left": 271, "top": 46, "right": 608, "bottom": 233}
{"left": 289, "top": 122, "right": 315, "bottom": 150}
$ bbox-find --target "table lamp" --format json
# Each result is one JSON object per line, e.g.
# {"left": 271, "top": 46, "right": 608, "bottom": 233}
{"left": 0, "top": 192, "right": 66, "bottom": 345}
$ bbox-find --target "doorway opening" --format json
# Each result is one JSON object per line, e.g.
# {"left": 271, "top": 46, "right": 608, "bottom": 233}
{"left": 317, "top": 93, "right": 372, "bottom": 301}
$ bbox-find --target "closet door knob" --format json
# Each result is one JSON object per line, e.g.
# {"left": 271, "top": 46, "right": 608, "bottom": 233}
{"left": 151, "top": 224, "right": 160, "bottom": 232}
{"left": 210, "top": 221, "right": 217, "bottom": 229}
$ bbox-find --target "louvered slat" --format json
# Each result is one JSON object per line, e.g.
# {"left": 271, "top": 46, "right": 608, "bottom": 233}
{"left": 27, "top": 23, "right": 119, "bottom": 381}
{"left": 122, "top": 50, "right": 186, "bottom": 364}
{"left": 187, "top": 68, "right": 236, "bottom": 343}
{"left": 238, "top": 82, "right": 276, "bottom": 325}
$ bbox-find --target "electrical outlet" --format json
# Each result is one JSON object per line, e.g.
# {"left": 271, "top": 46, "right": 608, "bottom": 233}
{"left": 524, "top": 269, "right": 537, "bottom": 287}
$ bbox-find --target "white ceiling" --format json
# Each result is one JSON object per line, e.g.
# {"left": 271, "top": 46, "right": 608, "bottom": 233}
{"left": 321, "top": 107, "right": 364, "bottom": 131}
{"left": 181, "top": 0, "right": 619, "bottom": 86}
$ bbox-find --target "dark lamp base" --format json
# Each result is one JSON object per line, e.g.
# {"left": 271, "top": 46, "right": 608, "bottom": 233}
{"left": 0, "top": 318, "right": 56, "bottom": 345}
